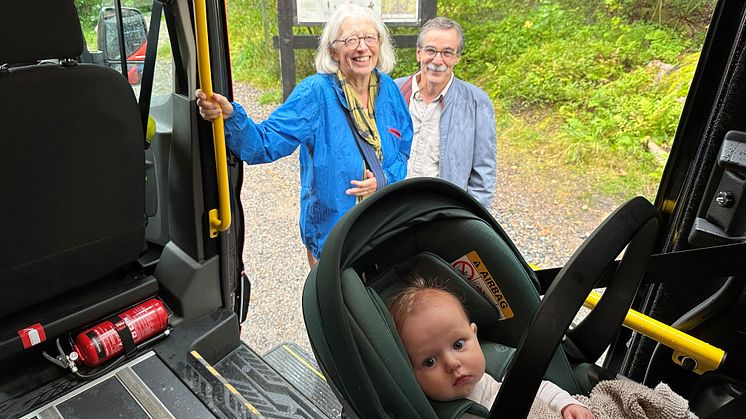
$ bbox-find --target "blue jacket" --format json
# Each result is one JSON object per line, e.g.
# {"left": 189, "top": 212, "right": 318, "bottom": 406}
{"left": 395, "top": 75, "right": 497, "bottom": 209}
{"left": 224, "top": 71, "right": 413, "bottom": 258}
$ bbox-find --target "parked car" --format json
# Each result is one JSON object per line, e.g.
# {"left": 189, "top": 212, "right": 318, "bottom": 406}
{"left": 1, "top": 0, "right": 746, "bottom": 418}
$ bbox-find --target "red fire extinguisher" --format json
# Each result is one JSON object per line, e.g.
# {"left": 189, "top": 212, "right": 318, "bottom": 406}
{"left": 72, "top": 298, "right": 169, "bottom": 367}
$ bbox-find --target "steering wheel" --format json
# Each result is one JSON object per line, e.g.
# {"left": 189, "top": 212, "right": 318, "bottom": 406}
{"left": 488, "top": 196, "right": 659, "bottom": 419}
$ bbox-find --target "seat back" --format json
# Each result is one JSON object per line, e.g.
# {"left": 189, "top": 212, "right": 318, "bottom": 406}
{"left": 303, "top": 178, "right": 581, "bottom": 418}
{"left": 0, "top": 0, "right": 144, "bottom": 317}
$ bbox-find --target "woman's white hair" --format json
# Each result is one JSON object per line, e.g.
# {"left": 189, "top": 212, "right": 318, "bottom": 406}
{"left": 315, "top": 4, "right": 396, "bottom": 74}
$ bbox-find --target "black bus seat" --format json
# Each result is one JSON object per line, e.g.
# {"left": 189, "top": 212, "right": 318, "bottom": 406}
{"left": 0, "top": 0, "right": 152, "bottom": 363}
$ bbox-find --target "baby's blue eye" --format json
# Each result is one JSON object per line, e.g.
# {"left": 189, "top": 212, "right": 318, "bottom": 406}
{"left": 453, "top": 339, "right": 465, "bottom": 350}
{"left": 423, "top": 357, "right": 436, "bottom": 368}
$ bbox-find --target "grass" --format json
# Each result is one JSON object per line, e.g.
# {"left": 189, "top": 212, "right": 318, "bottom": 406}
{"left": 226, "top": 0, "right": 282, "bottom": 89}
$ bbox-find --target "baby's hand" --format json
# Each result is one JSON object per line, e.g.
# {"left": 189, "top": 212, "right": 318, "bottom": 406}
{"left": 561, "top": 403, "right": 596, "bottom": 419}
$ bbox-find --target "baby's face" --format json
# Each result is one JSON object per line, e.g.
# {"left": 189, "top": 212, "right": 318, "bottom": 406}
{"left": 399, "top": 289, "right": 486, "bottom": 401}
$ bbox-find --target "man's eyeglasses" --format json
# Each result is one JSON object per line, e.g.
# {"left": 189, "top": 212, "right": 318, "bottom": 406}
{"left": 332, "top": 34, "right": 380, "bottom": 49}
{"left": 419, "top": 47, "right": 458, "bottom": 60}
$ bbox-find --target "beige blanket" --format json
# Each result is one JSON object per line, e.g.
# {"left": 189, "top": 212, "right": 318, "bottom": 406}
{"left": 527, "top": 380, "right": 698, "bottom": 419}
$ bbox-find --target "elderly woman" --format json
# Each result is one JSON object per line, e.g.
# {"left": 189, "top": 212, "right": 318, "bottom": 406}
{"left": 196, "top": 4, "right": 412, "bottom": 267}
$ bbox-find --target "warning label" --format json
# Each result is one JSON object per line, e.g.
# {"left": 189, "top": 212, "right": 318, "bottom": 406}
{"left": 452, "top": 251, "right": 514, "bottom": 320}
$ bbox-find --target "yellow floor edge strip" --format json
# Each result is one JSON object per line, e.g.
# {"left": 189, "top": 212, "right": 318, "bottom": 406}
{"left": 282, "top": 344, "right": 327, "bottom": 382}
{"left": 191, "top": 351, "right": 264, "bottom": 417}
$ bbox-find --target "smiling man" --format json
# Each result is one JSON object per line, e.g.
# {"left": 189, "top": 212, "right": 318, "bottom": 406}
{"left": 396, "top": 17, "right": 497, "bottom": 210}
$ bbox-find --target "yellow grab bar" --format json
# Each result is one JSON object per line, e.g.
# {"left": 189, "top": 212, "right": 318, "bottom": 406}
{"left": 194, "top": 0, "right": 231, "bottom": 238}
{"left": 584, "top": 291, "right": 725, "bottom": 374}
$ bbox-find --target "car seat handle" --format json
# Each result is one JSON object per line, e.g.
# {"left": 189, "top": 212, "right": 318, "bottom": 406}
{"left": 489, "top": 196, "right": 659, "bottom": 419}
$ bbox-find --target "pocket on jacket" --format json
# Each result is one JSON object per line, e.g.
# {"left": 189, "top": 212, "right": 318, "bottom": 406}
{"left": 387, "top": 127, "right": 402, "bottom": 140}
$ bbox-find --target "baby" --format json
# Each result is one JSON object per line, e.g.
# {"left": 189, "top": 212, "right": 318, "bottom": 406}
{"left": 388, "top": 276, "right": 595, "bottom": 419}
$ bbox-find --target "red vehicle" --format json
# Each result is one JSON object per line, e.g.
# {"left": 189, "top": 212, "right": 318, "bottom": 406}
{"left": 3, "top": 1, "right": 746, "bottom": 418}
{"left": 97, "top": 6, "right": 147, "bottom": 84}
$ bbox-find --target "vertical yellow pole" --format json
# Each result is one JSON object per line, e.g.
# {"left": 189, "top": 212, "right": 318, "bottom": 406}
{"left": 194, "top": 0, "right": 231, "bottom": 238}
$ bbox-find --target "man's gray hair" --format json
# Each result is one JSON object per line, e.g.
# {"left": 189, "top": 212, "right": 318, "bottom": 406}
{"left": 417, "top": 17, "right": 465, "bottom": 54}
{"left": 315, "top": 4, "right": 396, "bottom": 74}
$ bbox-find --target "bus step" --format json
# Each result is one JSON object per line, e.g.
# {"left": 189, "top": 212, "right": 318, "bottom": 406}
{"left": 263, "top": 343, "right": 342, "bottom": 418}
{"left": 209, "top": 344, "right": 326, "bottom": 418}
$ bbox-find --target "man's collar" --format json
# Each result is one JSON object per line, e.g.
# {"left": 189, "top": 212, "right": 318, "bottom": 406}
{"left": 412, "top": 71, "right": 454, "bottom": 102}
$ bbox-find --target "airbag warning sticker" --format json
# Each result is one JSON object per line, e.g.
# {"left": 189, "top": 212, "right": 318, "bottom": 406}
{"left": 452, "top": 251, "right": 514, "bottom": 320}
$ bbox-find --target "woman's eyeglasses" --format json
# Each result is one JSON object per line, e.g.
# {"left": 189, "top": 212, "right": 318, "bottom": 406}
{"left": 419, "top": 47, "right": 458, "bottom": 60}
{"left": 332, "top": 34, "right": 380, "bottom": 49}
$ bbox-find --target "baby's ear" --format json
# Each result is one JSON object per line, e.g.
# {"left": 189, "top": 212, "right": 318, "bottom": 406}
{"left": 471, "top": 322, "right": 478, "bottom": 335}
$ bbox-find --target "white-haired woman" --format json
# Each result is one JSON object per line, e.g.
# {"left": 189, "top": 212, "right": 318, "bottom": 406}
{"left": 196, "top": 4, "right": 412, "bottom": 267}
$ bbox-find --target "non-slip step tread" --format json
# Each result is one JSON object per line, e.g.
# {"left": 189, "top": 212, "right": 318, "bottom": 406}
{"left": 212, "top": 345, "right": 326, "bottom": 419}
{"left": 186, "top": 350, "right": 261, "bottom": 419}
{"left": 263, "top": 343, "right": 341, "bottom": 418}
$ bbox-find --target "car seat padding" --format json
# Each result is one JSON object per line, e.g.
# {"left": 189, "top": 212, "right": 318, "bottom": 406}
{"left": 304, "top": 178, "right": 585, "bottom": 418}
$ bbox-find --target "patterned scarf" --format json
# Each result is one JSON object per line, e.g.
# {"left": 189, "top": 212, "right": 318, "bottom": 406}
{"left": 337, "top": 70, "right": 382, "bottom": 160}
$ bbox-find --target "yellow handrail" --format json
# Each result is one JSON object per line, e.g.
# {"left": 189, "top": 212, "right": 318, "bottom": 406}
{"left": 194, "top": 0, "right": 231, "bottom": 238}
{"left": 584, "top": 291, "right": 725, "bottom": 374}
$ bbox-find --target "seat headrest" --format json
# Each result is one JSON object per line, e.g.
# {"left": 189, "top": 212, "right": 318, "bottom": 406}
{"left": 375, "top": 253, "right": 502, "bottom": 328}
{"left": 0, "top": 0, "right": 84, "bottom": 64}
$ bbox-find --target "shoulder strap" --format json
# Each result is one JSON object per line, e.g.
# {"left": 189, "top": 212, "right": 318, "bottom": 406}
{"left": 342, "top": 110, "right": 388, "bottom": 190}
{"left": 139, "top": 0, "right": 186, "bottom": 149}
{"left": 138, "top": 0, "right": 163, "bottom": 149}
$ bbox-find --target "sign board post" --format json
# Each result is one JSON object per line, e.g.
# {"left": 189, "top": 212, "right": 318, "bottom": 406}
{"left": 274, "top": 0, "right": 436, "bottom": 101}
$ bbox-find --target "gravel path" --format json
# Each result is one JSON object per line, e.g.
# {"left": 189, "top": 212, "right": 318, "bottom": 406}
{"left": 234, "top": 82, "right": 620, "bottom": 356}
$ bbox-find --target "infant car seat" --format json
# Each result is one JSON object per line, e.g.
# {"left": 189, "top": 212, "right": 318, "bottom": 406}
{"left": 303, "top": 178, "right": 658, "bottom": 418}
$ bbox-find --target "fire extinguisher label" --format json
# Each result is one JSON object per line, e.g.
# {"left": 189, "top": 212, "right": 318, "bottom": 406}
{"left": 18, "top": 323, "right": 47, "bottom": 349}
{"left": 86, "top": 330, "right": 109, "bottom": 361}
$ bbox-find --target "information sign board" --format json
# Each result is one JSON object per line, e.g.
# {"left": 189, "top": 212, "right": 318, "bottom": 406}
{"left": 296, "top": 0, "right": 419, "bottom": 25}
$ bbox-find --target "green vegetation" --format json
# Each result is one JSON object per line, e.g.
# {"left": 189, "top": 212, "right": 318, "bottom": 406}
{"left": 226, "top": 0, "right": 280, "bottom": 90}
{"left": 227, "top": 0, "right": 714, "bottom": 199}
{"left": 443, "top": 0, "right": 712, "bottom": 197}
{"left": 75, "top": 0, "right": 151, "bottom": 46}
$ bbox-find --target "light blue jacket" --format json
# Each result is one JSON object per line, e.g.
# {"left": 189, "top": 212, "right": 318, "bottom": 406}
{"left": 224, "top": 71, "right": 413, "bottom": 258}
{"left": 395, "top": 75, "right": 497, "bottom": 209}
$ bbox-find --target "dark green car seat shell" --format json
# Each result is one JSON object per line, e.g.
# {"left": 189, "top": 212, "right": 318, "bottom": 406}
{"left": 303, "top": 178, "right": 582, "bottom": 418}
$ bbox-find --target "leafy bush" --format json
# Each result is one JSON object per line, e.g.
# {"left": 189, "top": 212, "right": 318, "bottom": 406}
{"left": 462, "top": 4, "right": 689, "bottom": 109}
{"left": 450, "top": 0, "right": 704, "bottom": 196}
